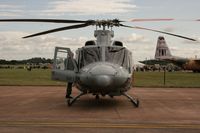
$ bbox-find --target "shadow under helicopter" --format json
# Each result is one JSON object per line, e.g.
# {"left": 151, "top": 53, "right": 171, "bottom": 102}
{"left": 71, "top": 98, "right": 120, "bottom": 109}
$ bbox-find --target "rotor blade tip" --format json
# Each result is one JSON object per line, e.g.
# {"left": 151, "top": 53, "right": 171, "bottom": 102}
{"left": 22, "top": 36, "right": 29, "bottom": 39}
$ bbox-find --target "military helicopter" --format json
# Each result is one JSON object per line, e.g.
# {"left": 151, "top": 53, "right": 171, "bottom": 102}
{"left": 0, "top": 18, "right": 197, "bottom": 107}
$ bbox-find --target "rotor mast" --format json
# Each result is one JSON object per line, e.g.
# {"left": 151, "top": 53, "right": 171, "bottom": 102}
{"left": 94, "top": 30, "right": 114, "bottom": 46}
{"left": 93, "top": 19, "right": 120, "bottom": 46}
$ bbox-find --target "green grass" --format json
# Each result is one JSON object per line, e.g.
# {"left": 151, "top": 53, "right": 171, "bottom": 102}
{"left": 134, "top": 71, "right": 200, "bottom": 88}
{"left": 0, "top": 69, "right": 200, "bottom": 87}
{"left": 0, "top": 69, "right": 64, "bottom": 86}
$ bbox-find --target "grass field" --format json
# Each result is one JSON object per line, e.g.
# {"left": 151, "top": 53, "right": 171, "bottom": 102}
{"left": 134, "top": 71, "right": 200, "bottom": 88}
{"left": 0, "top": 69, "right": 64, "bottom": 86}
{"left": 0, "top": 69, "right": 200, "bottom": 87}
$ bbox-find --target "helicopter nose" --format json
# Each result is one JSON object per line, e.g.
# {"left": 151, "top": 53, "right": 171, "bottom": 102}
{"left": 80, "top": 64, "right": 118, "bottom": 88}
{"left": 89, "top": 64, "right": 117, "bottom": 75}
{"left": 95, "top": 75, "right": 112, "bottom": 87}
{"left": 89, "top": 64, "right": 116, "bottom": 87}
{"left": 80, "top": 63, "right": 129, "bottom": 90}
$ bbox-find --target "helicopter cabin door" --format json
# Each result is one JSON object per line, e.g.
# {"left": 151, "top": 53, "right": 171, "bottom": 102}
{"left": 51, "top": 47, "right": 78, "bottom": 82}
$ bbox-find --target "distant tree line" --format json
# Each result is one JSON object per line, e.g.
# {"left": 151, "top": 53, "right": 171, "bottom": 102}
{"left": 0, "top": 57, "right": 53, "bottom": 65}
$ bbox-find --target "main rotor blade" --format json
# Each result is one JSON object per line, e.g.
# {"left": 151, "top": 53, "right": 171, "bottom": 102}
{"left": 23, "top": 23, "right": 90, "bottom": 38}
{"left": 130, "top": 18, "right": 174, "bottom": 22}
{"left": 120, "top": 24, "right": 196, "bottom": 41}
{"left": 0, "top": 19, "right": 87, "bottom": 23}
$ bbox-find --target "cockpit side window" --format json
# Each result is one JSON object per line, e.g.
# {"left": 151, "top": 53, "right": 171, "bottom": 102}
{"left": 78, "top": 47, "right": 102, "bottom": 68}
{"left": 105, "top": 47, "right": 131, "bottom": 71}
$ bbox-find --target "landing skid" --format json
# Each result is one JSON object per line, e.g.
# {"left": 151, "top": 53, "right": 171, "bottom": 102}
{"left": 66, "top": 92, "right": 139, "bottom": 107}
{"left": 66, "top": 93, "right": 100, "bottom": 106}
{"left": 67, "top": 92, "right": 86, "bottom": 106}
{"left": 122, "top": 93, "right": 139, "bottom": 107}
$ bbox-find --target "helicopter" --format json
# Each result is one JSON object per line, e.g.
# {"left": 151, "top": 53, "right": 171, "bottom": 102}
{"left": 0, "top": 18, "right": 197, "bottom": 107}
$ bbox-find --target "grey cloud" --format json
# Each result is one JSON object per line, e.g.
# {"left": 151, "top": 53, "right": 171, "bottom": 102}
{"left": 162, "top": 27, "right": 175, "bottom": 32}
{"left": 0, "top": 4, "right": 23, "bottom": 17}
{"left": 0, "top": 31, "right": 88, "bottom": 60}
{"left": 182, "top": 36, "right": 200, "bottom": 44}
{"left": 117, "top": 33, "right": 151, "bottom": 44}
{"left": 42, "top": 0, "right": 136, "bottom": 16}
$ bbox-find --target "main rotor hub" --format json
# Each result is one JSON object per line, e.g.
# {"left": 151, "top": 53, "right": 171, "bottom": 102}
{"left": 88, "top": 19, "right": 121, "bottom": 28}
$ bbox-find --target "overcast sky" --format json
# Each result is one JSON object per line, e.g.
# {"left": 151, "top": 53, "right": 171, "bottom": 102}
{"left": 0, "top": 0, "right": 199, "bottom": 64}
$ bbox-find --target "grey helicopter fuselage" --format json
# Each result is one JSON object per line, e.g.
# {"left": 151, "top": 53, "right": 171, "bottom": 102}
{"left": 52, "top": 29, "right": 133, "bottom": 97}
